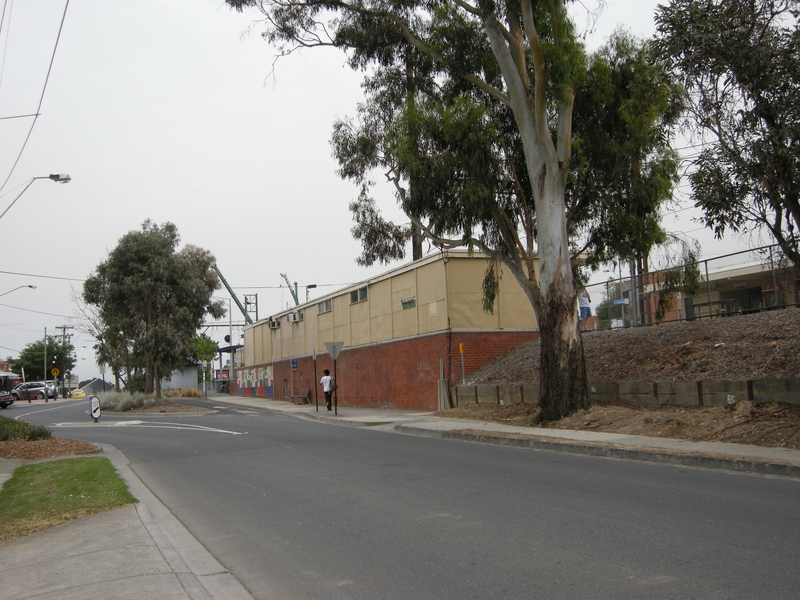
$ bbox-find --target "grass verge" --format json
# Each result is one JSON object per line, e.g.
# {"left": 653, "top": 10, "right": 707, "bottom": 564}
{"left": 0, "top": 457, "right": 137, "bottom": 545}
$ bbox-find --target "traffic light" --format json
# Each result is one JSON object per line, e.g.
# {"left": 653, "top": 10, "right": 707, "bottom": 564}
{"left": 51, "top": 356, "right": 57, "bottom": 366}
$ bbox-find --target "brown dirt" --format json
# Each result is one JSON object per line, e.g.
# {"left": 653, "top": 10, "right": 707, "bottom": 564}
{"left": 447, "top": 310, "right": 800, "bottom": 449}
{"left": 469, "top": 309, "right": 800, "bottom": 384}
{"left": 0, "top": 438, "right": 98, "bottom": 462}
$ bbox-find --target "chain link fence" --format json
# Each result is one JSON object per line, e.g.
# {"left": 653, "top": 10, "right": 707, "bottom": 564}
{"left": 583, "top": 244, "right": 800, "bottom": 331}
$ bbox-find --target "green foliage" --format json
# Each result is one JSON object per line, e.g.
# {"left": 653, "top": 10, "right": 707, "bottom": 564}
{"left": 654, "top": 0, "right": 800, "bottom": 270}
{"left": 10, "top": 338, "right": 76, "bottom": 382}
{"left": 97, "top": 391, "right": 155, "bottom": 412}
{"left": 569, "top": 30, "right": 682, "bottom": 267}
{"left": 83, "top": 221, "right": 225, "bottom": 398}
{"left": 0, "top": 416, "right": 52, "bottom": 441}
{"left": 481, "top": 260, "right": 501, "bottom": 314}
{"left": 0, "top": 458, "right": 136, "bottom": 545}
{"left": 191, "top": 333, "right": 219, "bottom": 363}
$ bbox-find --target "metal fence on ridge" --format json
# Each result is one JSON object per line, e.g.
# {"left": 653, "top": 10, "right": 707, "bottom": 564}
{"left": 583, "top": 244, "right": 800, "bottom": 331}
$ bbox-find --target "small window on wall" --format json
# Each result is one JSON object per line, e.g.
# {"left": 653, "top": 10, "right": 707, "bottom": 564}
{"left": 318, "top": 299, "right": 332, "bottom": 314}
{"left": 401, "top": 296, "right": 416, "bottom": 310}
{"left": 350, "top": 286, "right": 368, "bottom": 304}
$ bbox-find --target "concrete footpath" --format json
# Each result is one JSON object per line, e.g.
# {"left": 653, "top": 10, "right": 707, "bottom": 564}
{"left": 1, "top": 394, "right": 798, "bottom": 600}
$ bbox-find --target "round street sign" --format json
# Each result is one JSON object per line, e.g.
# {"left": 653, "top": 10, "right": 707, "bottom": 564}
{"left": 51, "top": 368, "right": 60, "bottom": 377}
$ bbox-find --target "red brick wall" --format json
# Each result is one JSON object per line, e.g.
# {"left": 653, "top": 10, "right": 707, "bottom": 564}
{"left": 237, "top": 330, "right": 538, "bottom": 411}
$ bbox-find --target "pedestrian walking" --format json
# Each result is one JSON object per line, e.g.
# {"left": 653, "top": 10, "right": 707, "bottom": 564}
{"left": 320, "top": 369, "right": 332, "bottom": 411}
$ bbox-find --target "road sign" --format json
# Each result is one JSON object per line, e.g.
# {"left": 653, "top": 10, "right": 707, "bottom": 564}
{"left": 324, "top": 341, "right": 344, "bottom": 360}
{"left": 51, "top": 368, "right": 60, "bottom": 377}
{"left": 90, "top": 396, "right": 101, "bottom": 422}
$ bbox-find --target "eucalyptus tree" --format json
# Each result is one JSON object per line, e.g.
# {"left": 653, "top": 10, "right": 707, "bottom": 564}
{"left": 654, "top": 0, "right": 800, "bottom": 270}
{"left": 83, "top": 221, "right": 226, "bottom": 398}
{"left": 227, "top": 0, "right": 683, "bottom": 420}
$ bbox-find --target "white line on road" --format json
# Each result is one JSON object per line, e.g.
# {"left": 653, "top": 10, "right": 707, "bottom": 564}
{"left": 52, "top": 421, "right": 246, "bottom": 435}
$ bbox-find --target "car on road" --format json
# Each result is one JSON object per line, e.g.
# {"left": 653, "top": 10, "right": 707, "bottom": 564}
{"left": 0, "top": 391, "right": 13, "bottom": 409}
{"left": 11, "top": 381, "right": 56, "bottom": 401}
{"left": 69, "top": 389, "right": 86, "bottom": 399}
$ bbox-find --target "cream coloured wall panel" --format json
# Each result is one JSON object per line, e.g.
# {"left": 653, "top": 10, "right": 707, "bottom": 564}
{"left": 244, "top": 328, "right": 255, "bottom": 366}
{"left": 416, "top": 260, "right": 447, "bottom": 333}
{"left": 350, "top": 298, "right": 370, "bottom": 345}
{"left": 391, "top": 270, "right": 418, "bottom": 338}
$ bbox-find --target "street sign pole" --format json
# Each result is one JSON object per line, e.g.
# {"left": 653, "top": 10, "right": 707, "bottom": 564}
{"left": 332, "top": 357, "right": 337, "bottom": 415}
{"left": 313, "top": 349, "right": 318, "bottom": 412}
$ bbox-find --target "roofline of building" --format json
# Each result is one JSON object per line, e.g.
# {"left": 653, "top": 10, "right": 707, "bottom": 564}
{"left": 246, "top": 248, "right": 503, "bottom": 330}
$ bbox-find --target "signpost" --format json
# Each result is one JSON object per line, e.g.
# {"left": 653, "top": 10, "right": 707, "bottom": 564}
{"left": 324, "top": 341, "right": 344, "bottom": 415}
{"left": 89, "top": 396, "right": 101, "bottom": 423}
{"left": 313, "top": 349, "right": 318, "bottom": 412}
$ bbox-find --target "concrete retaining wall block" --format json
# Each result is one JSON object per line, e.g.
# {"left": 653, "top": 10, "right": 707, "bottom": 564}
{"left": 701, "top": 380, "right": 749, "bottom": 407}
{"left": 618, "top": 381, "right": 658, "bottom": 407}
{"left": 499, "top": 386, "right": 523, "bottom": 405}
{"left": 589, "top": 382, "right": 618, "bottom": 404}
{"left": 476, "top": 384, "right": 500, "bottom": 405}
{"left": 522, "top": 385, "right": 539, "bottom": 405}
{"left": 752, "top": 379, "right": 800, "bottom": 406}
{"left": 656, "top": 381, "right": 700, "bottom": 406}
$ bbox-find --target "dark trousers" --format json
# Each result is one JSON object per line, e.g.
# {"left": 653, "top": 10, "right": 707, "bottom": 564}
{"left": 324, "top": 391, "right": 332, "bottom": 408}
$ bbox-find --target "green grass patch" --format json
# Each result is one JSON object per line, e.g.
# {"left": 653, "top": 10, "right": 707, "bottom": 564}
{"left": 0, "top": 457, "right": 137, "bottom": 545}
{"left": 0, "top": 415, "right": 52, "bottom": 441}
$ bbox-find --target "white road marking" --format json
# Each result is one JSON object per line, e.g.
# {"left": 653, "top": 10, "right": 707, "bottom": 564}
{"left": 52, "top": 421, "right": 245, "bottom": 435}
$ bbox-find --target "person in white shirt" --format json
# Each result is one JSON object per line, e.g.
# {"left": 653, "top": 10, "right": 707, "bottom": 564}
{"left": 320, "top": 369, "right": 332, "bottom": 411}
{"left": 578, "top": 290, "right": 591, "bottom": 320}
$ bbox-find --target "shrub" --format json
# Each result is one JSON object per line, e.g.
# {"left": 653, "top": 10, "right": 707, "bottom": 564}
{"left": 0, "top": 416, "right": 52, "bottom": 441}
{"left": 97, "top": 391, "right": 156, "bottom": 412}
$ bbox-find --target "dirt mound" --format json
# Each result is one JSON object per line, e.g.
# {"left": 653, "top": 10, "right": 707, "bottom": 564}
{"left": 469, "top": 309, "right": 800, "bottom": 384}
{"left": 452, "top": 310, "right": 800, "bottom": 449}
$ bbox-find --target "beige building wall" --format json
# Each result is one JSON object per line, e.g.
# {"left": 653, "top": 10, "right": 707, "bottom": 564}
{"left": 242, "top": 251, "right": 539, "bottom": 368}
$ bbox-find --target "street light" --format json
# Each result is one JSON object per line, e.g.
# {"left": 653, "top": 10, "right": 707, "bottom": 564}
{"left": 0, "top": 174, "right": 71, "bottom": 221}
{"left": 305, "top": 283, "right": 317, "bottom": 302}
{"left": 0, "top": 284, "right": 37, "bottom": 298}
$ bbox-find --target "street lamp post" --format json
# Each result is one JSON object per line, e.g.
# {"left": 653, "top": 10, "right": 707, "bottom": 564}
{"left": 0, "top": 284, "right": 36, "bottom": 298}
{"left": 0, "top": 174, "right": 71, "bottom": 221}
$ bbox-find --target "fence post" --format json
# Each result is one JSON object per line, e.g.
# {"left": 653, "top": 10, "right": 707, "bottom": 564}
{"left": 704, "top": 259, "right": 712, "bottom": 319}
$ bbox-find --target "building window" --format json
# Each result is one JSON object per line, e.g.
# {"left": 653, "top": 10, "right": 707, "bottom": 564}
{"left": 401, "top": 296, "right": 416, "bottom": 310}
{"left": 318, "top": 299, "right": 332, "bottom": 314}
{"left": 350, "top": 286, "right": 368, "bottom": 304}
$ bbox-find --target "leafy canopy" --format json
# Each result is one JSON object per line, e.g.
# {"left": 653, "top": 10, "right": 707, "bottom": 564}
{"left": 654, "top": 0, "right": 800, "bottom": 270}
{"left": 83, "top": 221, "right": 225, "bottom": 397}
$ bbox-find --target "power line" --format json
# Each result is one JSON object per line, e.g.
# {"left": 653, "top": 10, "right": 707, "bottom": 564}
{"left": 0, "top": 268, "right": 84, "bottom": 282}
{"left": 0, "top": 301, "right": 78, "bottom": 319}
{"left": 0, "top": 0, "right": 71, "bottom": 192}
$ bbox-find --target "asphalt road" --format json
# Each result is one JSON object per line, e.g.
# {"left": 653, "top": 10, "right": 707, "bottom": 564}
{"left": 11, "top": 399, "right": 800, "bottom": 599}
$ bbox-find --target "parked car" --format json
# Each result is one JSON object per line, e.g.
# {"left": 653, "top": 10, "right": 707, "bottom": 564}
{"left": 0, "top": 391, "right": 14, "bottom": 409}
{"left": 11, "top": 381, "right": 55, "bottom": 401}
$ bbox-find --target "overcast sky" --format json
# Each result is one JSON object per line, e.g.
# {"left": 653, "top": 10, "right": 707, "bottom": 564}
{"left": 0, "top": 0, "right": 742, "bottom": 379}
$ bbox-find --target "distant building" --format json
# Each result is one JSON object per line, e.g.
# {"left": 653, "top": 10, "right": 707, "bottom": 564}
{"left": 236, "top": 250, "right": 540, "bottom": 411}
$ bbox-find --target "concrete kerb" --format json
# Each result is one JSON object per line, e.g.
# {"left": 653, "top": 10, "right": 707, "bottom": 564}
{"left": 394, "top": 424, "right": 800, "bottom": 478}
{"left": 98, "top": 443, "right": 254, "bottom": 600}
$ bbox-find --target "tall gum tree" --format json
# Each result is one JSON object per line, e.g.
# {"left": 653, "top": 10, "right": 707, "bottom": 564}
{"left": 654, "top": 0, "right": 800, "bottom": 270}
{"left": 226, "top": 0, "right": 673, "bottom": 420}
